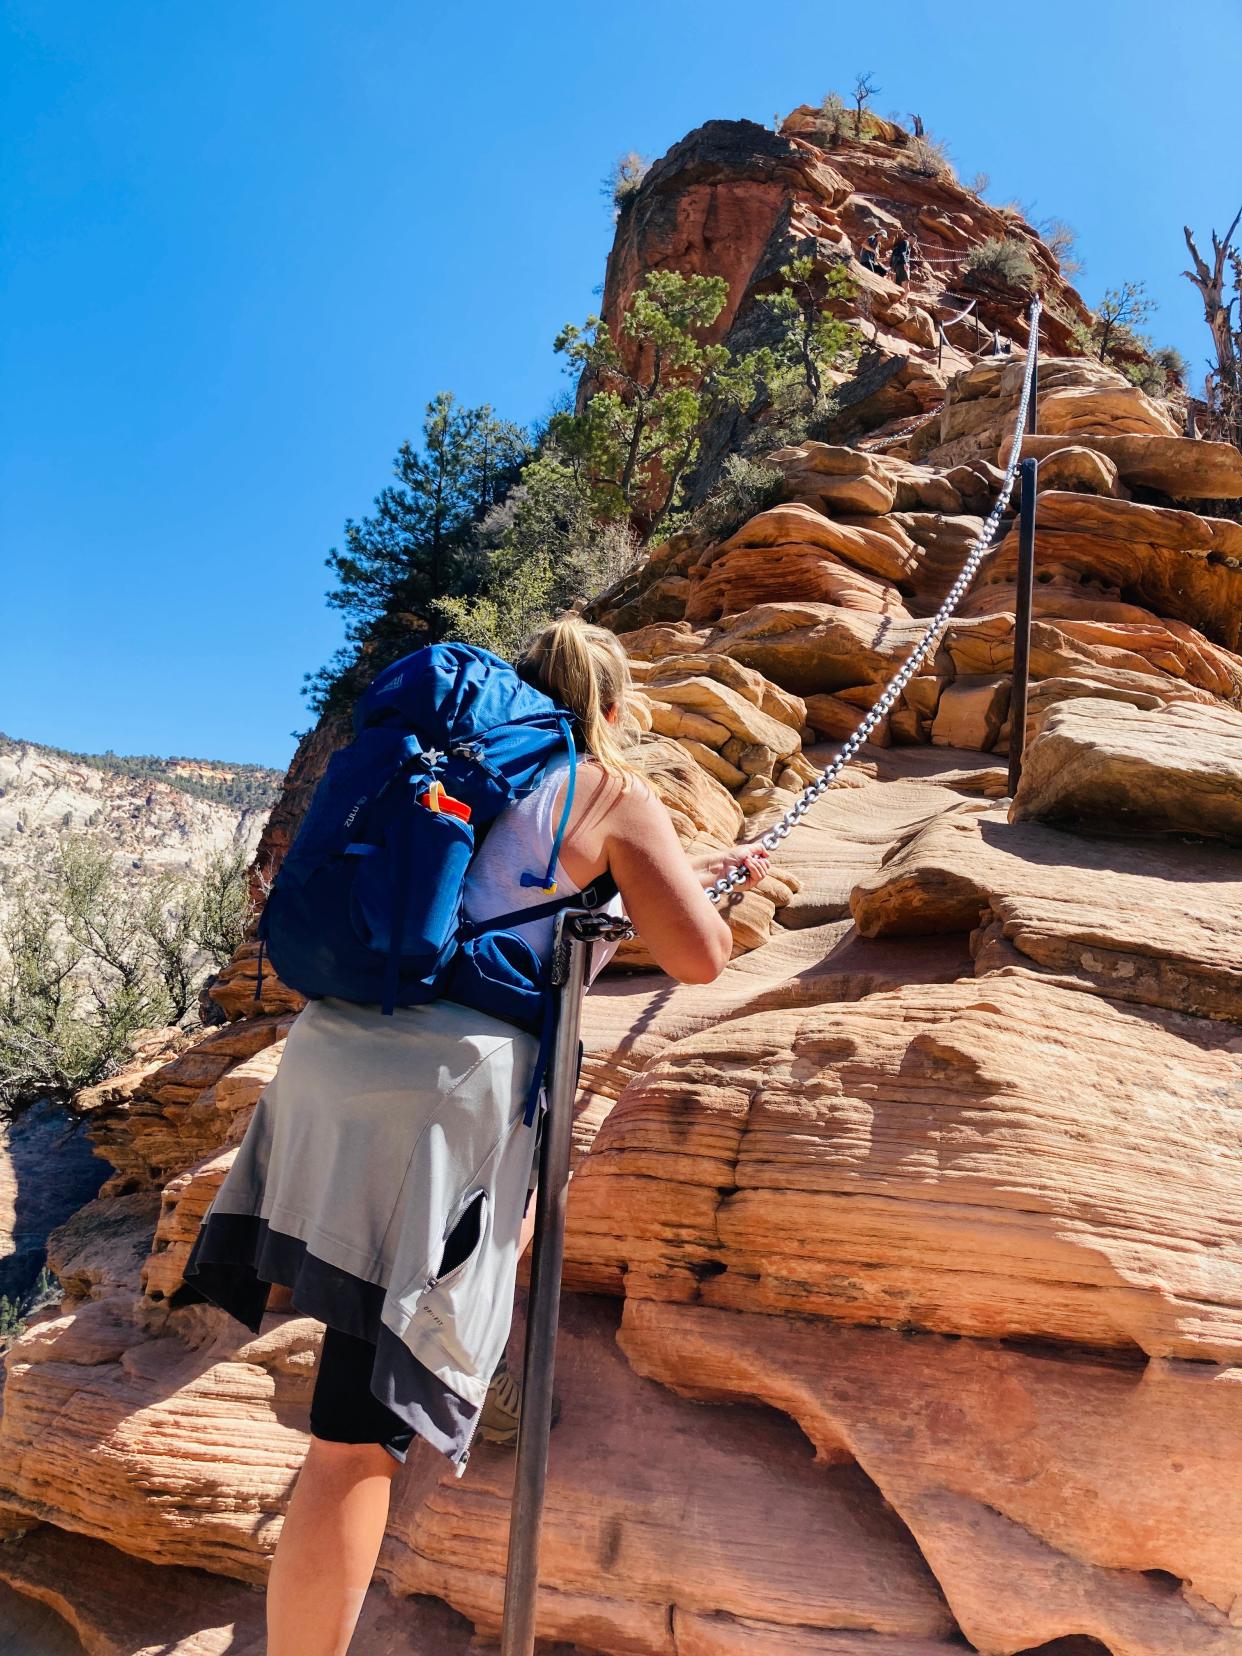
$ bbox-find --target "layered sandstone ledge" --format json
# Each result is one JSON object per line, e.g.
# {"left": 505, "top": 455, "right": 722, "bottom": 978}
{"left": 2, "top": 112, "right": 1241, "bottom": 1656}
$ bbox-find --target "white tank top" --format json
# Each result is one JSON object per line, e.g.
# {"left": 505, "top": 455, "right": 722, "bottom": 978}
{"left": 461, "top": 754, "right": 626, "bottom": 976}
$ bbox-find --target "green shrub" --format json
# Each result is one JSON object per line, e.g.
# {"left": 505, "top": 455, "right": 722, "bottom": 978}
{"left": 0, "top": 838, "right": 254, "bottom": 1110}
{"left": 1122, "top": 344, "right": 1187, "bottom": 398}
{"left": 964, "top": 237, "right": 1037, "bottom": 290}
{"left": 691, "top": 454, "right": 785, "bottom": 543}
{"left": 0, "top": 1266, "right": 60, "bottom": 1341}
{"left": 819, "top": 91, "right": 848, "bottom": 143}
{"left": 1087, "top": 281, "right": 1156, "bottom": 363}
{"left": 433, "top": 449, "right": 641, "bottom": 660}
{"left": 552, "top": 269, "right": 774, "bottom": 540}
{"left": 756, "top": 255, "right": 861, "bottom": 402}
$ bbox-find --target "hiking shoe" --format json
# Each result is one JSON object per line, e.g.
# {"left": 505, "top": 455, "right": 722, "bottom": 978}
{"left": 479, "top": 1352, "right": 561, "bottom": 1447}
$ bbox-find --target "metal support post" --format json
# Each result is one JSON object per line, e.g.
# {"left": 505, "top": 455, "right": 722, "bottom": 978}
{"left": 500, "top": 909, "right": 633, "bottom": 1656}
{"left": 1007, "top": 457, "right": 1039, "bottom": 798}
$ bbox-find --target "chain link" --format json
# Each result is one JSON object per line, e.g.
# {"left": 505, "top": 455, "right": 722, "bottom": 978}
{"left": 857, "top": 403, "right": 944, "bottom": 452}
{"left": 706, "top": 295, "right": 1042, "bottom": 905}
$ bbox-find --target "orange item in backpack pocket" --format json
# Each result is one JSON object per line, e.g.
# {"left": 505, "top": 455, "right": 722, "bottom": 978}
{"left": 418, "top": 781, "right": 472, "bottom": 824}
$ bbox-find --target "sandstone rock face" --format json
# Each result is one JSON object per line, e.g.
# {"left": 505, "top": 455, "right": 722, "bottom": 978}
{"left": 849, "top": 804, "right": 1242, "bottom": 1023}
{"left": 565, "top": 972, "right": 1242, "bottom": 1359}
{"left": 621, "top": 1302, "right": 1242, "bottom": 1656}
{"left": 383, "top": 1295, "right": 958, "bottom": 1655}
{"left": 5, "top": 110, "right": 1242, "bottom": 1656}
{"left": 976, "top": 489, "right": 1242, "bottom": 653}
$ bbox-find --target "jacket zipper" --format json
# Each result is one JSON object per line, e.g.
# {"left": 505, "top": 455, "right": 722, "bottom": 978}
{"left": 419, "top": 1185, "right": 489, "bottom": 1479}
{"left": 453, "top": 1395, "right": 487, "bottom": 1478}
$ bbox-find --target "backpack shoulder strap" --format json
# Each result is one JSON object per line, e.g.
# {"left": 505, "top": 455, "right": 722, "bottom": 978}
{"left": 458, "top": 870, "right": 619, "bottom": 944}
{"left": 519, "top": 718, "right": 577, "bottom": 893}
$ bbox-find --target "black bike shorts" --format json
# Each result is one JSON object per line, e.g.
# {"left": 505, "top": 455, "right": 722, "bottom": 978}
{"left": 308, "top": 1324, "right": 417, "bottom": 1464}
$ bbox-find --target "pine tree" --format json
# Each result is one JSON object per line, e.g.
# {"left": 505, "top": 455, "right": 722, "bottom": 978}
{"left": 551, "top": 270, "right": 772, "bottom": 537}
{"left": 757, "top": 255, "right": 860, "bottom": 400}
{"left": 306, "top": 395, "right": 529, "bottom": 710}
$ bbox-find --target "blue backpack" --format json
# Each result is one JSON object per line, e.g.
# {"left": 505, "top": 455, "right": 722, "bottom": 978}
{"left": 253, "top": 642, "right": 614, "bottom": 1122}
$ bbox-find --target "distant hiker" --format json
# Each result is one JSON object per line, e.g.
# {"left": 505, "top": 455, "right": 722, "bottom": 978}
{"left": 890, "top": 233, "right": 912, "bottom": 287}
{"left": 859, "top": 232, "right": 885, "bottom": 274}
{"left": 178, "top": 615, "right": 772, "bottom": 1656}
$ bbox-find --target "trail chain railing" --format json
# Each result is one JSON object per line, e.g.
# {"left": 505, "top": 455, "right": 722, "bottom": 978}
{"left": 705, "top": 293, "right": 1043, "bottom": 905}
{"left": 858, "top": 403, "right": 944, "bottom": 452}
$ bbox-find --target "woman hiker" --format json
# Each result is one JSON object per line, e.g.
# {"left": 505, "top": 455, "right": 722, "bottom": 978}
{"left": 179, "top": 615, "right": 771, "bottom": 1656}
{"left": 858, "top": 230, "right": 885, "bottom": 275}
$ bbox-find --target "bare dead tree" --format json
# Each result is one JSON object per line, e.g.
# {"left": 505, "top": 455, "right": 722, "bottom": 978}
{"left": 852, "top": 72, "right": 879, "bottom": 138}
{"left": 1183, "top": 206, "right": 1242, "bottom": 446}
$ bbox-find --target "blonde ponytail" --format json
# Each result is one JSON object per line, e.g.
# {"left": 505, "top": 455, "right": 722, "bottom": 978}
{"left": 516, "top": 617, "right": 638, "bottom": 781}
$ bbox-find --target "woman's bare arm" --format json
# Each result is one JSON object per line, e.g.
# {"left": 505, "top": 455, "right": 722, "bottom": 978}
{"left": 599, "top": 781, "right": 735, "bottom": 983}
{"left": 558, "top": 766, "right": 767, "bottom": 984}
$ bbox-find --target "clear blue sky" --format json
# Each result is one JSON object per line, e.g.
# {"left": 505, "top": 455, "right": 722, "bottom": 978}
{"left": 3, "top": 0, "right": 1237, "bottom": 770}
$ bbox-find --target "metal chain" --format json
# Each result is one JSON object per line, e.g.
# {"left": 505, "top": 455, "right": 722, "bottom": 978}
{"left": 857, "top": 403, "right": 944, "bottom": 452}
{"left": 937, "top": 297, "right": 978, "bottom": 327}
{"left": 706, "top": 294, "right": 1042, "bottom": 905}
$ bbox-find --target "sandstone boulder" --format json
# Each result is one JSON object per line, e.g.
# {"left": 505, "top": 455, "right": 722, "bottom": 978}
{"left": 686, "top": 542, "right": 910, "bottom": 622}
{"left": 765, "top": 440, "right": 898, "bottom": 515}
{"left": 978, "top": 490, "right": 1242, "bottom": 652}
{"left": 1011, "top": 697, "right": 1242, "bottom": 843}
{"left": 1017, "top": 430, "right": 1242, "bottom": 500}
{"left": 1037, "top": 382, "right": 1181, "bottom": 439}
{"left": 929, "top": 675, "right": 1010, "bottom": 751}
{"left": 638, "top": 650, "right": 807, "bottom": 726}
{"left": 1028, "top": 442, "right": 1124, "bottom": 496}
{"left": 706, "top": 501, "right": 920, "bottom": 583}
{"left": 705, "top": 602, "right": 930, "bottom": 698}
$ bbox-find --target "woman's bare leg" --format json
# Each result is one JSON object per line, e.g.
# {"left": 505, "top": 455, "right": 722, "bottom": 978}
{"left": 266, "top": 1436, "right": 398, "bottom": 1656}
